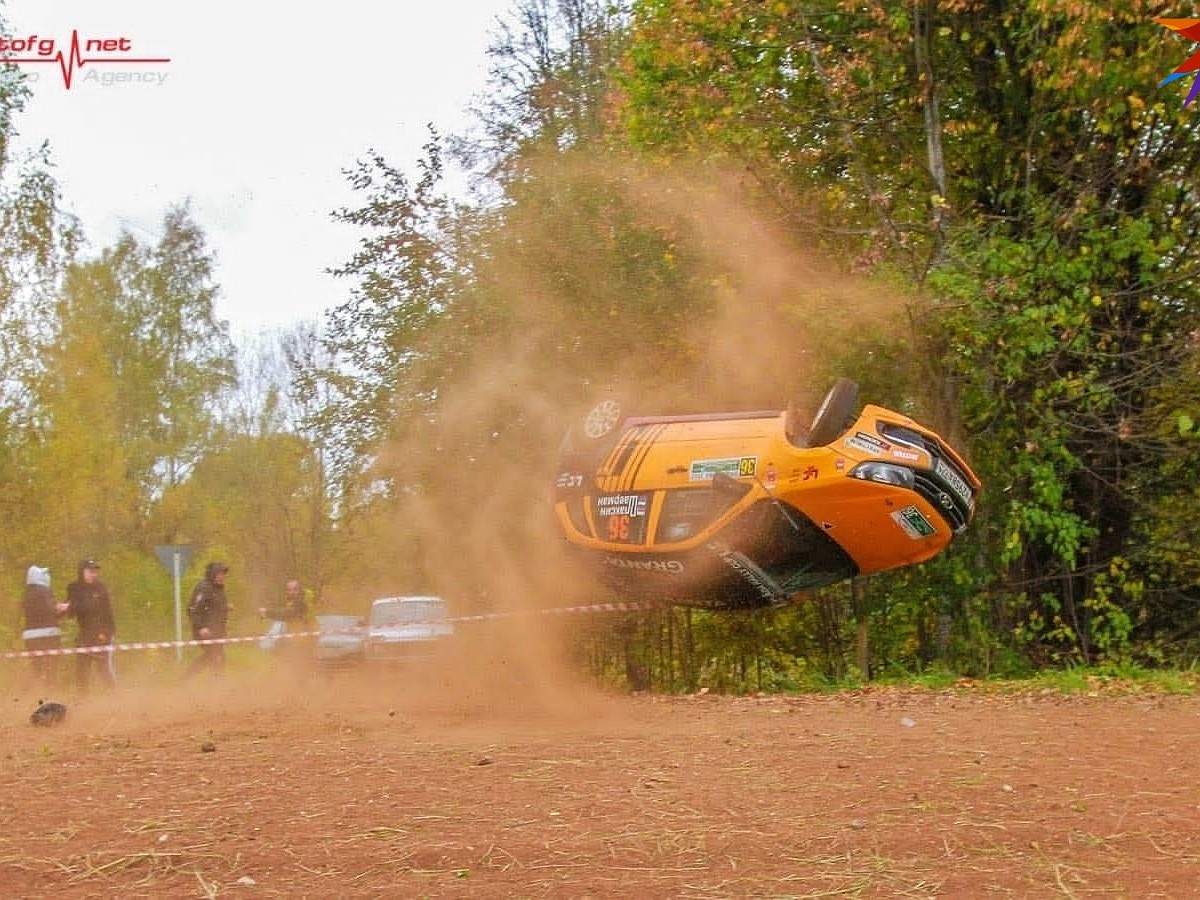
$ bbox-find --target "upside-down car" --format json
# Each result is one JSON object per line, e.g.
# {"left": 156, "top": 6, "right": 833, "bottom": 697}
{"left": 552, "top": 379, "right": 981, "bottom": 609}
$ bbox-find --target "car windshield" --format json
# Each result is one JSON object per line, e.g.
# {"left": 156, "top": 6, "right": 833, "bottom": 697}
{"left": 371, "top": 599, "right": 446, "bottom": 627}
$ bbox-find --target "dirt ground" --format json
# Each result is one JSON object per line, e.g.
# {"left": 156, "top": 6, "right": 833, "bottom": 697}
{"left": 1, "top": 641, "right": 1199, "bottom": 899}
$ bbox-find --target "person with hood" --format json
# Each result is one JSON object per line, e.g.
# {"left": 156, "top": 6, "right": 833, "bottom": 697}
{"left": 186, "top": 562, "right": 230, "bottom": 677}
{"left": 22, "top": 565, "right": 62, "bottom": 687}
{"left": 63, "top": 558, "right": 117, "bottom": 691}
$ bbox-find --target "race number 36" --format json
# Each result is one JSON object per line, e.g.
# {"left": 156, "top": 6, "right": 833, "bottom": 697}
{"left": 607, "top": 515, "right": 632, "bottom": 541}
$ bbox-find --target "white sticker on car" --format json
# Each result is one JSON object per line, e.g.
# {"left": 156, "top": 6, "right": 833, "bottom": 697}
{"left": 595, "top": 494, "right": 648, "bottom": 518}
{"left": 844, "top": 432, "right": 889, "bottom": 455}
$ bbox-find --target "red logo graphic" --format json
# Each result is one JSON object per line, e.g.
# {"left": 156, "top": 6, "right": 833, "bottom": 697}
{"left": 0, "top": 29, "right": 170, "bottom": 89}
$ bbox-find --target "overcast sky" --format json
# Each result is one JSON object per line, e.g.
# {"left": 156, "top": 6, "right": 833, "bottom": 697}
{"left": 3, "top": 0, "right": 512, "bottom": 336}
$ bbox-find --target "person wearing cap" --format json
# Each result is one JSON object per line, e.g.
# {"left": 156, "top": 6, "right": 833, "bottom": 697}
{"left": 186, "top": 562, "right": 230, "bottom": 677}
{"left": 63, "top": 558, "right": 117, "bottom": 691}
{"left": 22, "top": 565, "right": 62, "bottom": 688}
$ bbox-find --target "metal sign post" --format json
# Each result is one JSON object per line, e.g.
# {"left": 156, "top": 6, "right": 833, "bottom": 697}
{"left": 172, "top": 552, "right": 183, "bottom": 661}
{"left": 153, "top": 544, "right": 192, "bottom": 662}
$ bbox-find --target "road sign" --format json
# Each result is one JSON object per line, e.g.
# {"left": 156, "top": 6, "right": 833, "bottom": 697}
{"left": 154, "top": 544, "right": 192, "bottom": 574}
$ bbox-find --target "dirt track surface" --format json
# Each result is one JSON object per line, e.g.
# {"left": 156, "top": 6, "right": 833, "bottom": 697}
{"left": 2, "top": 660, "right": 1198, "bottom": 898}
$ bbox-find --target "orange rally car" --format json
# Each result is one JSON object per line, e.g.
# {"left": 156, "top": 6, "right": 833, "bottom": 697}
{"left": 552, "top": 379, "right": 982, "bottom": 609}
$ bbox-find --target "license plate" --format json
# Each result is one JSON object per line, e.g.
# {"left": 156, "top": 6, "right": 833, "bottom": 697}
{"left": 935, "top": 458, "right": 973, "bottom": 507}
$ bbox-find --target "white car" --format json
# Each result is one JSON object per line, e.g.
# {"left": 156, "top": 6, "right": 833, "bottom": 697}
{"left": 365, "top": 596, "right": 453, "bottom": 661}
{"left": 313, "top": 614, "right": 368, "bottom": 665}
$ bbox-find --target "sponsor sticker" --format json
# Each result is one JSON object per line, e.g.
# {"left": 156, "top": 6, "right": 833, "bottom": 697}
{"left": 892, "top": 505, "right": 937, "bottom": 539}
{"left": 689, "top": 456, "right": 757, "bottom": 482}
{"left": 602, "top": 556, "right": 684, "bottom": 574}
{"left": 595, "top": 494, "right": 648, "bottom": 518}
{"left": 844, "top": 431, "right": 890, "bottom": 455}
{"left": 596, "top": 494, "right": 650, "bottom": 543}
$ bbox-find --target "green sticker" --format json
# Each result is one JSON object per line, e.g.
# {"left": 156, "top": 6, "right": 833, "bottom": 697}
{"left": 892, "top": 505, "right": 936, "bottom": 539}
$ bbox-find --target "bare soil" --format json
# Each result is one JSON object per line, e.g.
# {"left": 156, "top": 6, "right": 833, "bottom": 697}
{"left": 2, "top": 650, "right": 1198, "bottom": 899}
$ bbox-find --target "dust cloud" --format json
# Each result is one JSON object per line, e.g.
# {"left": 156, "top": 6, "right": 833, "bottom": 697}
{"left": 323, "top": 154, "right": 922, "bottom": 719}
{"left": 2, "top": 156, "right": 922, "bottom": 735}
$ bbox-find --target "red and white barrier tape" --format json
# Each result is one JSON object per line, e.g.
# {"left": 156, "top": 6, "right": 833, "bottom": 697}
{"left": 0, "top": 599, "right": 653, "bottom": 661}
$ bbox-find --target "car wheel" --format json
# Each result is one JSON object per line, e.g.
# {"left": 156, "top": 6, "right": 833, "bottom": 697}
{"left": 556, "top": 395, "right": 626, "bottom": 494}
{"left": 805, "top": 378, "right": 860, "bottom": 447}
{"left": 581, "top": 398, "right": 622, "bottom": 440}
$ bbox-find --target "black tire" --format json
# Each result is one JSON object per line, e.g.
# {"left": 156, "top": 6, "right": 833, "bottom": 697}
{"left": 806, "top": 378, "right": 860, "bottom": 447}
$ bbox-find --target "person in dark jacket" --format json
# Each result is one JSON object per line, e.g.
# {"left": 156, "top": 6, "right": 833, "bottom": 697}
{"left": 259, "top": 578, "right": 308, "bottom": 625}
{"left": 22, "top": 565, "right": 62, "bottom": 688}
{"left": 186, "top": 562, "right": 230, "bottom": 677}
{"left": 257, "top": 578, "right": 311, "bottom": 655}
{"left": 64, "top": 558, "right": 117, "bottom": 691}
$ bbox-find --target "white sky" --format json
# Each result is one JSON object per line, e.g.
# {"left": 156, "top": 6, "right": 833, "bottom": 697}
{"left": 3, "top": 0, "right": 512, "bottom": 336}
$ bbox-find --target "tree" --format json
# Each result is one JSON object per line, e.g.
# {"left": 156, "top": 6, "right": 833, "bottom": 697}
{"left": 15, "top": 208, "right": 235, "bottom": 569}
{"left": 616, "top": 0, "right": 1200, "bottom": 667}
{"left": 0, "top": 64, "right": 81, "bottom": 580}
{"left": 113, "top": 204, "right": 237, "bottom": 499}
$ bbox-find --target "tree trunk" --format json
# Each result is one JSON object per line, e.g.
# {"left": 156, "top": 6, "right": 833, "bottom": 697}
{"left": 852, "top": 577, "right": 870, "bottom": 680}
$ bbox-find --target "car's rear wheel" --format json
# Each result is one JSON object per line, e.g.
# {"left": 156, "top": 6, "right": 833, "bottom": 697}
{"left": 556, "top": 396, "right": 624, "bottom": 496}
{"left": 581, "top": 398, "right": 622, "bottom": 440}
{"left": 805, "top": 378, "right": 860, "bottom": 447}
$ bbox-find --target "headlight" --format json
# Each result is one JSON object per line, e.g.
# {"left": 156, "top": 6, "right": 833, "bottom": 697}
{"left": 850, "top": 462, "right": 915, "bottom": 489}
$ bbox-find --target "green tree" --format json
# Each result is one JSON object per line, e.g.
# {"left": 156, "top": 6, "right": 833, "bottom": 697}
{"left": 15, "top": 209, "right": 234, "bottom": 577}
{"left": 0, "top": 62, "right": 81, "bottom": 583}
{"left": 615, "top": 0, "right": 1200, "bottom": 669}
{"left": 111, "top": 204, "right": 237, "bottom": 499}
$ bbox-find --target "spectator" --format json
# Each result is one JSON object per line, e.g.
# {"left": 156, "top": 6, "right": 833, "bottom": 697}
{"left": 257, "top": 578, "right": 311, "bottom": 653}
{"left": 186, "top": 562, "right": 229, "bottom": 677}
{"left": 22, "top": 565, "right": 62, "bottom": 689}
{"left": 63, "top": 558, "right": 117, "bottom": 692}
